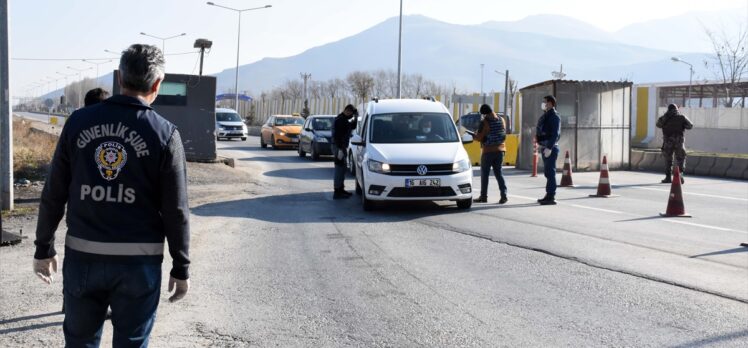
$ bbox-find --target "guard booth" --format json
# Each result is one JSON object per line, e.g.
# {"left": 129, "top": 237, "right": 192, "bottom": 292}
{"left": 113, "top": 72, "right": 217, "bottom": 161}
{"left": 518, "top": 80, "right": 632, "bottom": 171}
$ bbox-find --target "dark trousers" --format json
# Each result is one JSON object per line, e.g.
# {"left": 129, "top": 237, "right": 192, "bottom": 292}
{"left": 332, "top": 144, "right": 348, "bottom": 190}
{"left": 63, "top": 258, "right": 161, "bottom": 348}
{"left": 479, "top": 151, "right": 507, "bottom": 198}
{"left": 542, "top": 147, "right": 559, "bottom": 195}
{"left": 661, "top": 136, "right": 686, "bottom": 176}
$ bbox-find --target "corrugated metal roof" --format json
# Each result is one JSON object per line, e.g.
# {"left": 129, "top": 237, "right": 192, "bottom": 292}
{"left": 520, "top": 79, "right": 633, "bottom": 91}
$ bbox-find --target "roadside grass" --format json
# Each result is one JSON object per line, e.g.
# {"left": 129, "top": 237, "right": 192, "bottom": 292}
{"left": 1, "top": 206, "right": 35, "bottom": 218}
{"left": 13, "top": 120, "right": 58, "bottom": 181}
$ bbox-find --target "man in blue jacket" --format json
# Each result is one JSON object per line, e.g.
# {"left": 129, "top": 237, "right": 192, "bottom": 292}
{"left": 536, "top": 95, "right": 561, "bottom": 205}
{"left": 33, "top": 44, "right": 190, "bottom": 347}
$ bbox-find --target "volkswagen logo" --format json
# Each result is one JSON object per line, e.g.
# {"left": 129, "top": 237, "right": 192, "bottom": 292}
{"left": 416, "top": 165, "right": 428, "bottom": 176}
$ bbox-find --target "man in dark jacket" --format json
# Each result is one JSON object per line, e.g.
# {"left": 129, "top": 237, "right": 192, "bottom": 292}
{"left": 473, "top": 104, "right": 508, "bottom": 204}
{"left": 33, "top": 44, "right": 190, "bottom": 347}
{"left": 332, "top": 104, "right": 357, "bottom": 199}
{"left": 656, "top": 104, "right": 693, "bottom": 183}
{"left": 536, "top": 95, "right": 561, "bottom": 205}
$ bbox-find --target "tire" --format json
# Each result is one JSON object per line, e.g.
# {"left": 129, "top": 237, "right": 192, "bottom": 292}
{"left": 271, "top": 135, "right": 277, "bottom": 149}
{"left": 355, "top": 178, "right": 362, "bottom": 195}
{"left": 241, "top": 137, "right": 247, "bottom": 141}
{"left": 298, "top": 144, "right": 306, "bottom": 157}
{"left": 457, "top": 199, "right": 472, "bottom": 210}
{"left": 361, "top": 178, "right": 374, "bottom": 211}
{"left": 260, "top": 135, "right": 267, "bottom": 148}
{"left": 310, "top": 143, "right": 320, "bottom": 161}
{"left": 347, "top": 150, "right": 355, "bottom": 175}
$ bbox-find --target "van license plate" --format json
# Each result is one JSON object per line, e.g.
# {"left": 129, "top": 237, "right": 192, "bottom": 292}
{"left": 405, "top": 178, "right": 440, "bottom": 187}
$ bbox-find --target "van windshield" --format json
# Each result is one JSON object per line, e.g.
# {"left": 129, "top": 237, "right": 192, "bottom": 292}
{"left": 217, "top": 112, "right": 242, "bottom": 122}
{"left": 369, "top": 113, "right": 459, "bottom": 144}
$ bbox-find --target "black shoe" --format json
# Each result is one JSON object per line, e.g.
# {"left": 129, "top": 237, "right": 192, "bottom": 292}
{"left": 538, "top": 194, "right": 556, "bottom": 205}
{"left": 498, "top": 195, "right": 508, "bottom": 204}
{"left": 342, "top": 190, "right": 353, "bottom": 197}
{"left": 333, "top": 190, "right": 351, "bottom": 199}
{"left": 473, "top": 196, "right": 487, "bottom": 203}
{"left": 661, "top": 176, "right": 672, "bottom": 184}
{"left": 537, "top": 194, "right": 549, "bottom": 203}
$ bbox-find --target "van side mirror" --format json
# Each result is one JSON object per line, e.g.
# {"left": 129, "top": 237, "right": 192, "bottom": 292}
{"left": 461, "top": 133, "right": 474, "bottom": 144}
{"left": 350, "top": 134, "right": 364, "bottom": 146}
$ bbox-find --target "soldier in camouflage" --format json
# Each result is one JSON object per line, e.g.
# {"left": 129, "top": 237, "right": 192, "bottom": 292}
{"left": 656, "top": 104, "right": 693, "bottom": 184}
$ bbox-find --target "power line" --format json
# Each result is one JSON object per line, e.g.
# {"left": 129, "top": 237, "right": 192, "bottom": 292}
{"left": 12, "top": 51, "right": 199, "bottom": 61}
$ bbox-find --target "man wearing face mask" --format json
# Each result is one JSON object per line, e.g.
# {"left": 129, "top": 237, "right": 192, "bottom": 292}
{"left": 473, "top": 104, "right": 508, "bottom": 204}
{"left": 536, "top": 95, "right": 561, "bottom": 205}
{"left": 332, "top": 104, "right": 358, "bottom": 199}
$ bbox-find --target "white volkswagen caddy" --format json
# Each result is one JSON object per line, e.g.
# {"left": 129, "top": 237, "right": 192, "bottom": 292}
{"left": 350, "top": 98, "right": 474, "bottom": 211}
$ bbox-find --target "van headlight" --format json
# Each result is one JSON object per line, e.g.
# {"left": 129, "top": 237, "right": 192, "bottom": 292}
{"left": 217, "top": 125, "right": 226, "bottom": 130}
{"left": 453, "top": 159, "right": 471, "bottom": 173}
{"left": 368, "top": 160, "right": 391, "bottom": 174}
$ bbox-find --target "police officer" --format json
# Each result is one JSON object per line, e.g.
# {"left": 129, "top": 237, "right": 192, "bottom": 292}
{"left": 33, "top": 44, "right": 190, "bottom": 347}
{"left": 536, "top": 95, "right": 561, "bottom": 205}
{"left": 656, "top": 104, "right": 693, "bottom": 184}
{"left": 473, "top": 104, "right": 508, "bottom": 204}
{"left": 332, "top": 104, "right": 358, "bottom": 199}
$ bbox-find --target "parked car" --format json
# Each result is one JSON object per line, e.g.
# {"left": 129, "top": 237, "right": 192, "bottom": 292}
{"left": 350, "top": 99, "right": 474, "bottom": 211}
{"left": 298, "top": 115, "right": 335, "bottom": 160}
{"left": 260, "top": 115, "right": 305, "bottom": 149}
{"left": 215, "top": 108, "right": 248, "bottom": 141}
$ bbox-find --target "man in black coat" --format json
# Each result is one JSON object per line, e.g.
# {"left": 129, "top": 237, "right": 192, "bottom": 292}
{"left": 332, "top": 104, "right": 358, "bottom": 199}
{"left": 656, "top": 104, "right": 693, "bottom": 183}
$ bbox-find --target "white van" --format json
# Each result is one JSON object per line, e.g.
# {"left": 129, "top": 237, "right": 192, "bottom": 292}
{"left": 350, "top": 99, "right": 474, "bottom": 210}
{"left": 215, "top": 108, "right": 248, "bottom": 141}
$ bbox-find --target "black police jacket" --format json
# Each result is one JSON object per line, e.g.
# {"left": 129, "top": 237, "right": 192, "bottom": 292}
{"left": 34, "top": 95, "right": 191, "bottom": 280}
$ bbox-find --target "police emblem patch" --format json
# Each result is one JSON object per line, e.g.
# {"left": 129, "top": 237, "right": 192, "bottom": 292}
{"left": 95, "top": 142, "right": 128, "bottom": 181}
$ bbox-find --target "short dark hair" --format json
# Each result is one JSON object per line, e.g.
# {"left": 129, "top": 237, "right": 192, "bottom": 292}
{"left": 543, "top": 95, "right": 557, "bottom": 106}
{"left": 84, "top": 88, "right": 110, "bottom": 106}
{"left": 479, "top": 104, "right": 493, "bottom": 115}
{"left": 118, "top": 44, "right": 165, "bottom": 93}
{"left": 667, "top": 104, "right": 678, "bottom": 111}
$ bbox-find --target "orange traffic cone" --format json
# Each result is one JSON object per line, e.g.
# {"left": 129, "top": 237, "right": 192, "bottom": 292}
{"left": 659, "top": 166, "right": 691, "bottom": 218}
{"left": 559, "top": 150, "right": 575, "bottom": 187}
{"left": 589, "top": 155, "right": 617, "bottom": 198}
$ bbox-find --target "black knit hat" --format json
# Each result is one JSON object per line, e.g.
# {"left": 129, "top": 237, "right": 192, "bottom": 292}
{"left": 667, "top": 104, "right": 678, "bottom": 111}
{"left": 479, "top": 104, "right": 492, "bottom": 114}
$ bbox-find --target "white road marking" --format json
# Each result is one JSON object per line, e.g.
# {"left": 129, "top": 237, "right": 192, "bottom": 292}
{"left": 630, "top": 187, "right": 748, "bottom": 202}
{"left": 509, "top": 194, "right": 747, "bottom": 234}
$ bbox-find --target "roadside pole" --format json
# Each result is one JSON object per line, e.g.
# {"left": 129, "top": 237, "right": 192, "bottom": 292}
{"left": 1, "top": 0, "right": 14, "bottom": 211}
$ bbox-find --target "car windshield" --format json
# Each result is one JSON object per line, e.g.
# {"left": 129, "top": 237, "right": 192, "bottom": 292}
{"left": 216, "top": 112, "right": 242, "bottom": 122}
{"left": 312, "top": 117, "right": 334, "bottom": 131}
{"left": 369, "top": 113, "right": 459, "bottom": 144}
{"left": 275, "top": 117, "right": 305, "bottom": 126}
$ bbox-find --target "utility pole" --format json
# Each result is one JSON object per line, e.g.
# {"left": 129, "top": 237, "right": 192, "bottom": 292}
{"left": 1, "top": 0, "right": 13, "bottom": 210}
{"left": 396, "top": 0, "right": 403, "bottom": 99}
{"left": 503, "top": 69, "right": 509, "bottom": 116}
{"left": 300, "top": 72, "right": 311, "bottom": 117}
{"left": 480, "top": 63, "right": 485, "bottom": 103}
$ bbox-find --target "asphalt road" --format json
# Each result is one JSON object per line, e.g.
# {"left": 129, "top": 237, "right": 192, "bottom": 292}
{"left": 1, "top": 135, "right": 746, "bottom": 347}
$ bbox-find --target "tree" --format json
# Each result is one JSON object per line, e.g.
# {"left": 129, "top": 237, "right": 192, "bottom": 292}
{"left": 704, "top": 25, "right": 748, "bottom": 107}
{"left": 346, "top": 71, "right": 375, "bottom": 104}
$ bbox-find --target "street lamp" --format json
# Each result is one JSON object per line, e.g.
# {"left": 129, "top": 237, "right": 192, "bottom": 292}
{"left": 207, "top": 1, "right": 272, "bottom": 111}
{"left": 671, "top": 57, "right": 694, "bottom": 106}
{"left": 82, "top": 59, "right": 113, "bottom": 88}
{"left": 67, "top": 66, "right": 93, "bottom": 108}
{"left": 480, "top": 63, "right": 485, "bottom": 102}
{"left": 139, "top": 32, "right": 186, "bottom": 53}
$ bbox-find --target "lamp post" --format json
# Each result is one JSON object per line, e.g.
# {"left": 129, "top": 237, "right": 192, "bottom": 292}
{"left": 480, "top": 63, "right": 485, "bottom": 103}
{"left": 139, "top": 32, "right": 186, "bottom": 53}
{"left": 671, "top": 57, "right": 694, "bottom": 106}
{"left": 207, "top": 2, "right": 272, "bottom": 111}
{"left": 67, "top": 66, "right": 93, "bottom": 108}
{"left": 82, "top": 59, "right": 113, "bottom": 87}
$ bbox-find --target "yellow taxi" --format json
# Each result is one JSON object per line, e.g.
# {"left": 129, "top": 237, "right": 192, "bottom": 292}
{"left": 260, "top": 115, "right": 305, "bottom": 149}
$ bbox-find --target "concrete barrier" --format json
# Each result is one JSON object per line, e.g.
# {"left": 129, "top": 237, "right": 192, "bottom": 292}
{"left": 685, "top": 155, "right": 701, "bottom": 175}
{"left": 248, "top": 126, "right": 261, "bottom": 136}
{"left": 630, "top": 151, "right": 644, "bottom": 169}
{"left": 725, "top": 158, "right": 748, "bottom": 179}
{"left": 709, "top": 157, "right": 733, "bottom": 177}
{"left": 694, "top": 157, "right": 716, "bottom": 176}
{"left": 639, "top": 152, "right": 661, "bottom": 172}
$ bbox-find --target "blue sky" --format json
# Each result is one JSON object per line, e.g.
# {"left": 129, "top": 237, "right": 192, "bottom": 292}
{"left": 8, "top": 0, "right": 746, "bottom": 100}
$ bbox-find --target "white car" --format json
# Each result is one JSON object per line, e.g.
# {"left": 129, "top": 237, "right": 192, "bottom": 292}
{"left": 215, "top": 108, "right": 248, "bottom": 141}
{"left": 350, "top": 99, "right": 474, "bottom": 211}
